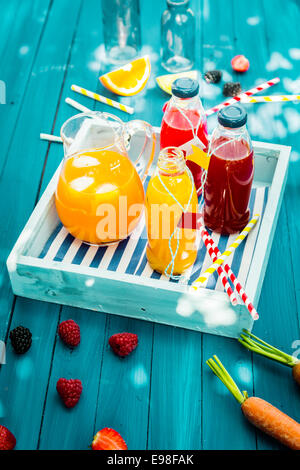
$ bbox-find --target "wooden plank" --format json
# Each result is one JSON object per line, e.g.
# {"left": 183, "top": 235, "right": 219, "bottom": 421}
{"left": 200, "top": 0, "right": 257, "bottom": 450}
{"left": 202, "top": 335, "right": 255, "bottom": 449}
{"left": 232, "top": 0, "right": 300, "bottom": 450}
{"left": 148, "top": 325, "right": 202, "bottom": 450}
{"left": 94, "top": 316, "right": 153, "bottom": 450}
{"left": 0, "top": 0, "right": 19, "bottom": 61}
{"left": 0, "top": 0, "right": 52, "bottom": 170}
{"left": 0, "top": 0, "right": 83, "bottom": 450}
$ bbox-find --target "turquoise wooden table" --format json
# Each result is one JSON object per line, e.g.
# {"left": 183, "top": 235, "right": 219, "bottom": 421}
{"left": 0, "top": 0, "right": 300, "bottom": 450}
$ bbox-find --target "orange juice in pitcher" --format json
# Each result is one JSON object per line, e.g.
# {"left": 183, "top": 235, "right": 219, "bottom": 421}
{"left": 56, "top": 149, "right": 145, "bottom": 245}
{"left": 55, "top": 112, "right": 155, "bottom": 245}
{"left": 146, "top": 147, "right": 198, "bottom": 277}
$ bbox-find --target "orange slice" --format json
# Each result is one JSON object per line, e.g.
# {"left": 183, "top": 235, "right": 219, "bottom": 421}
{"left": 99, "top": 55, "right": 151, "bottom": 96}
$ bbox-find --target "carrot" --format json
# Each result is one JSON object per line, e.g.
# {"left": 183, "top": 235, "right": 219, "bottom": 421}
{"left": 206, "top": 355, "right": 300, "bottom": 450}
{"left": 292, "top": 362, "right": 300, "bottom": 385}
{"left": 238, "top": 330, "right": 300, "bottom": 387}
{"left": 242, "top": 397, "right": 300, "bottom": 450}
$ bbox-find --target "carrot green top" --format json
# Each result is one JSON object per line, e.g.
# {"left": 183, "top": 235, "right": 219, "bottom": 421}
{"left": 206, "top": 355, "right": 248, "bottom": 405}
{"left": 238, "top": 330, "right": 299, "bottom": 367}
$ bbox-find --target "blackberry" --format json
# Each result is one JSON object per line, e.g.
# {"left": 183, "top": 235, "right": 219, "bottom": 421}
{"left": 223, "top": 82, "right": 242, "bottom": 97}
{"left": 204, "top": 70, "right": 222, "bottom": 84}
{"left": 9, "top": 326, "right": 32, "bottom": 354}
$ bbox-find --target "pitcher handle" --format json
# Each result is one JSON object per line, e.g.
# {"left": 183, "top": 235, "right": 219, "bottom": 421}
{"left": 125, "top": 120, "right": 156, "bottom": 183}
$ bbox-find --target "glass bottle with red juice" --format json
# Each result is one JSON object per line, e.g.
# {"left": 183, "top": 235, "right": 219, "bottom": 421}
{"left": 160, "top": 77, "right": 208, "bottom": 193}
{"left": 204, "top": 105, "right": 254, "bottom": 235}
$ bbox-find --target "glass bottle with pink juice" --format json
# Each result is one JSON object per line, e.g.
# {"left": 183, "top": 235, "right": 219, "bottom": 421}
{"left": 204, "top": 105, "right": 254, "bottom": 235}
{"left": 160, "top": 77, "right": 208, "bottom": 193}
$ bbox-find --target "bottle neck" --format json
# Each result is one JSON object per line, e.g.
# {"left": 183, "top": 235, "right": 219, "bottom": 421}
{"left": 218, "top": 123, "right": 247, "bottom": 137}
{"left": 158, "top": 147, "right": 186, "bottom": 175}
{"left": 167, "top": 0, "right": 189, "bottom": 11}
{"left": 171, "top": 94, "right": 200, "bottom": 110}
{"left": 210, "top": 123, "right": 252, "bottom": 157}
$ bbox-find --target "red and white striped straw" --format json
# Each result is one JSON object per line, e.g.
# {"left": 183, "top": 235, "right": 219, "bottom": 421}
{"left": 205, "top": 77, "right": 280, "bottom": 116}
{"left": 200, "top": 226, "right": 259, "bottom": 320}
{"left": 200, "top": 230, "right": 238, "bottom": 306}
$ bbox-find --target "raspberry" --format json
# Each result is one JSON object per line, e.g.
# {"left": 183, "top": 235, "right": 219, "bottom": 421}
{"left": 223, "top": 81, "right": 242, "bottom": 97}
{"left": 56, "top": 378, "right": 82, "bottom": 408}
{"left": 92, "top": 428, "right": 127, "bottom": 450}
{"left": 0, "top": 425, "right": 16, "bottom": 450}
{"left": 9, "top": 326, "right": 32, "bottom": 354}
{"left": 231, "top": 55, "right": 250, "bottom": 72}
{"left": 58, "top": 319, "right": 80, "bottom": 347}
{"left": 109, "top": 332, "right": 138, "bottom": 357}
{"left": 204, "top": 70, "right": 222, "bottom": 84}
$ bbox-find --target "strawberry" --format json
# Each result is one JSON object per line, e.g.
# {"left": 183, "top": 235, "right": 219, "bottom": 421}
{"left": 56, "top": 378, "right": 82, "bottom": 408}
{"left": 109, "top": 332, "right": 138, "bottom": 357}
{"left": 231, "top": 55, "right": 250, "bottom": 72}
{"left": 0, "top": 425, "right": 16, "bottom": 450}
{"left": 92, "top": 428, "right": 127, "bottom": 450}
{"left": 58, "top": 319, "right": 80, "bottom": 348}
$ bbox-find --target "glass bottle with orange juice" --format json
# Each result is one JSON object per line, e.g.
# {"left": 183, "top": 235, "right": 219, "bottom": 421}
{"left": 145, "top": 147, "right": 198, "bottom": 277}
{"left": 55, "top": 112, "right": 155, "bottom": 245}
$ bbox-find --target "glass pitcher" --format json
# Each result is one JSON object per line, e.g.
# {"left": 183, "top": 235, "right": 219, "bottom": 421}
{"left": 55, "top": 112, "right": 156, "bottom": 245}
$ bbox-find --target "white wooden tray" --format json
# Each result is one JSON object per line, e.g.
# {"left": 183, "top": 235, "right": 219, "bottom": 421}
{"left": 6, "top": 128, "right": 290, "bottom": 338}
